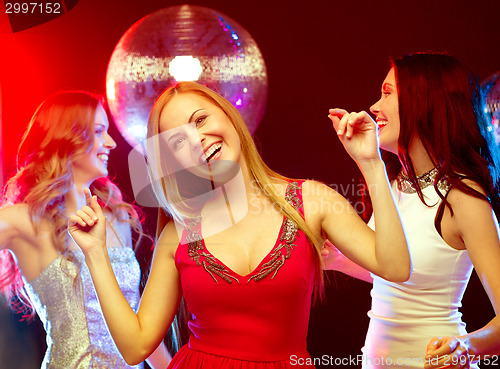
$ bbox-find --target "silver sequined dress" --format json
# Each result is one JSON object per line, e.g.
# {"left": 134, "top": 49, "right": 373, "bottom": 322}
{"left": 24, "top": 248, "right": 144, "bottom": 369}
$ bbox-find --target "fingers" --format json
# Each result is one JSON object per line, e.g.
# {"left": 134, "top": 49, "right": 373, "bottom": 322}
{"left": 328, "top": 108, "right": 344, "bottom": 133}
{"left": 425, "top": 337, "right": 448, "bottom": 368}
{"left": 426, "top": 337, "right": 442, "bottom": 355}
{"left": 67, "top": 189, "right": 105, "bottom": 230}
{"left": 84, "top": 188, "right": 92, "bottom": 205}
{"left": 328, "top": 109, "right": 351, "bottom": 137}
{"left": 425, "top": 337, "right": 470, "bottom": 369}
{"left": 69, "top": 206, "right": 99, "bottom": 228}
{"left": 426, "top": 337, "right": 453, "bottom": 360}
{"left": 84, "top": 188, "right": 104, "bottom": 219}
{"left": 329, "top": 108, "right": 348, "bottom": 119}
{"left": 90, "top": 195, "right": 103, "bottom": 215}
{"left": 328, "top": 110, "right": 351, "bottom": 138}
{"left": 328, "top": 110, "right": 373, "bottom": 139}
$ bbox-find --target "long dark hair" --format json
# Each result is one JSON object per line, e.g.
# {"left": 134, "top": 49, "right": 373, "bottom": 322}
{"left": 381, "top": 52, "right": 500, "bottom": 229}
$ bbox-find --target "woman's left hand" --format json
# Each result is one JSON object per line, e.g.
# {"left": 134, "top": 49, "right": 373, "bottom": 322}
{"left": 328, "top": 108, "right": 380, "bottom": 165}
{"left": 424, "top": 336, "right": 473, "bottom": 369}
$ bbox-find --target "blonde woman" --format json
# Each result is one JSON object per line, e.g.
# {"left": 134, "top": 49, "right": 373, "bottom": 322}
{"left": 0, "top": 91, "right": 170, "bottom": 368}
{"left": 69, "top": 82, "right": 410, "bottom": 368}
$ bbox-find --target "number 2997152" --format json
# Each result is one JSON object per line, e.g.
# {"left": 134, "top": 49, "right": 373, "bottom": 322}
{"left": 5, "top": 2, "right": 61, "bottom": 14}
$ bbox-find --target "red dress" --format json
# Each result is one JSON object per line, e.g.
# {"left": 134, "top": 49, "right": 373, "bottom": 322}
{"left": 168, "top": 181, "right": 316, "bottom": 368}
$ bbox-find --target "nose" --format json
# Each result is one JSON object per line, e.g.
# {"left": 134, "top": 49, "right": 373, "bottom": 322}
{"left": 104, "top": 132, "right": 117, "bottom": 150}
{"left": 187, "top": 126, "right": 204, "bottom": 152}
{"left": 370, "top": 98, "right": 381, "bottom": 115}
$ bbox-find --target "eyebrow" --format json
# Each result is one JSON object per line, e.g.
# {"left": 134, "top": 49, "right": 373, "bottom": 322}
{"left": 189, "top": 109, "right": 203, "bottom": 123}
{"left": 166, "top": 132, "right": 181, "bottom": 145}
{"left": 382, "top": 82, "right": 394, "bottom": 90}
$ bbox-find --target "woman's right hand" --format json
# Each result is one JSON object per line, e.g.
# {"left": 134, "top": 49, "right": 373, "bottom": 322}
{"left": 68, "top": 188, "right": 106, "bottom": 255}
{"left": 328, "top": 108, "right": 381, "bottom": 166}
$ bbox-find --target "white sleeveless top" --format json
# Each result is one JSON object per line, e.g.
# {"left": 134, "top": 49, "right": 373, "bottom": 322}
{"left": 362, "top": 181, "right": 477, "bottom": 369}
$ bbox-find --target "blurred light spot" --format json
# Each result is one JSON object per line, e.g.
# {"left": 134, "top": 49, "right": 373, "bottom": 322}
{"left": 107, "top": 78, "right": 115, "bottom": 101}
{"left": 169, "top": 56, "right": 203, "bottom": 81}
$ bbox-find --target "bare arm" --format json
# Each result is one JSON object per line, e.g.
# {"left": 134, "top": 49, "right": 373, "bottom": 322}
{"left": 425, "top": 187, "right": 500, "bottom": 368}
{"left": 69, "top": 191, "right": 182, "bottom": 365}
{"left": 306, "top": 109, "right": 410, "bottom": 282}
{"left": 109, "top": 213, "right": 173, "bottom": 368}
{"left": 0, "top": 205, "right": 33, "bottom": 250}
{"left": 0, "top": 219, "right": 18, "bottom": 250}
{"left": 322, "top": 240, "right": 373, "bottom": 283}
{"left": 0, "top": 205, "right": 55, "bottom": 282}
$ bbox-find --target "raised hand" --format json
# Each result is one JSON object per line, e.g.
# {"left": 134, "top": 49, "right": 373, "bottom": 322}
{"left": 424, "top": 336, "right": 473, "bottom": 369}
{"left": 68, "top": 188, "right": 107, "bottom": 255}
{"left": 328, "top": 108, "right": 381, "bottom": 165}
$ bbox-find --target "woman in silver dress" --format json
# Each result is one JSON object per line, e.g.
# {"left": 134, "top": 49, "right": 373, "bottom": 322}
{"left": 0, "top": 90, "right": 170, "bottom": 368}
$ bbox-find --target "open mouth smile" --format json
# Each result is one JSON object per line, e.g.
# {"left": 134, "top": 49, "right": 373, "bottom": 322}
{"left": 376, "top": 119, "right": 388, "bottom": 129}
{"left": 202, "top": 143, "right": 222, "bottom": 163}
{"left": 97, "top": 153, "right": 109, "bottom": 162}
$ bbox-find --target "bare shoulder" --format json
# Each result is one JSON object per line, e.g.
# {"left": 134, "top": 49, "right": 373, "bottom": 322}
{"left": 301, "top": 179, "right": 344, "bottom": 203}
{"left": 263, "top": 178, "right": 339, "bottom": 204}
{"left": 0, "top": 203, "right": 30, "bottom": 218}
{"left": 444, "top": 181, "right": 500, "bottom": 292}
{"left": 302, "top": 179, "right": 336, "bottom": 194}
{"left": 450, "top": 178, "right": 486, "bottom": 194}
{"left": 0, "top": 203, "right": 34, "bottom": 235}
{"left": 301, "top": 179, "right": 353, "bottom": 232}
{"left": 0, "top": 204, "right": 38, "bottom": 251}
{"left": 446, "top": 179, "right": 496, "bottom": 237}
{"left": 446, "top": 179, "right": 491, "bottom": 212}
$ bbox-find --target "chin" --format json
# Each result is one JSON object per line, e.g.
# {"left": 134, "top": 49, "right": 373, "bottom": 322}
{"left": 380, "top": 146, "right": 398, "bottom": 155}
{"left": 379, "top": 139, "right": 397, "bottom": 155}
{"left": 186, "top": 160, "right": 240, "bottom": 182}
{"left": 97, "top": 168, "right": 109, "bottom": 178}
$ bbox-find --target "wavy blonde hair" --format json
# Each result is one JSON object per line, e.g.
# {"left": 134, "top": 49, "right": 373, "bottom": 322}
{"left": 0, "top": 90, "right": 145, "bottom": 317}
{"left": 147, "top": 82, "right": 325, "bottom": 353}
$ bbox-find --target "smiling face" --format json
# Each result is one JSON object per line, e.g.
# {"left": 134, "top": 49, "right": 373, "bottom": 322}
{"left": 72, "top": 103, "right": 116, "bottom": 185}
{"left": 370, "top": 67, "right": 400, "bottom": 154}
{"left": 158, "top": 92, "right": 243, "bottom": 180}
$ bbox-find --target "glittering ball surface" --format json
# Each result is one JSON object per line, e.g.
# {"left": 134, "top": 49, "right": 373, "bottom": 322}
{"left": 106, "top": 5, "right": 268, "bottom": 148}
{"left": 483, "top": 71, "right": 500, "bottom": 144}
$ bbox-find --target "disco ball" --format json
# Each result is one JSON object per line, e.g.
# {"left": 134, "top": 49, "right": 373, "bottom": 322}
{"left": 483, "top": 71, "right": 500, "bottom": 145}
{"left": 106, "top": 4, "right": 268, "bottom": 148}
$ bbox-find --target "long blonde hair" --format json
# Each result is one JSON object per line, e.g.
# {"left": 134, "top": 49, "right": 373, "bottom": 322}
{"left": 147, "top": 82, "right": 325, "bottom": 354}
{"left": 147, "top": 81, "right": 324, "bottom": 294}
{"left": 0, "top": 90, "right": 144, "bottom": 316}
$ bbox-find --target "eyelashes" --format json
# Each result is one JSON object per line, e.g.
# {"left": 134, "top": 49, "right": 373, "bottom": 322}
{"left": 166, "top": 114, "right": 208, "bottom": 151}
{"left": 194, "top": 115, "right": 207, "bottom": 127}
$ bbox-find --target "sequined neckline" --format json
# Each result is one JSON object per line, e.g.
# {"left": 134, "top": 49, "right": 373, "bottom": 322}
{"left": 183, "top": 181, "right": 303, "bottom": 284}
{"left": 396, "top": 167, "right": 451, "bottom": 194}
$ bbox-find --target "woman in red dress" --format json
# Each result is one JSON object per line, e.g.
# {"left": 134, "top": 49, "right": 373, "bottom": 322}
{"left": 69, "top": 82, "right": 411, "bottom": 368}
